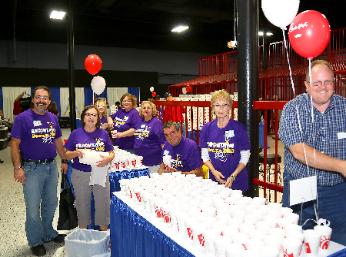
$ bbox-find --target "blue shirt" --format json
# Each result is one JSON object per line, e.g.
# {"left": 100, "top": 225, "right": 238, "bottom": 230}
{"left": 279, "top": 93, "right": 346, "bottom": 186}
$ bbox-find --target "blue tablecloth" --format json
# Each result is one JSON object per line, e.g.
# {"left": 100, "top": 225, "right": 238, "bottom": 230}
{"left": 110, "top": 194, "right": 194, "bottom": 257}
{"left": 108, "top": 169, "right": 150, "bottom": 195}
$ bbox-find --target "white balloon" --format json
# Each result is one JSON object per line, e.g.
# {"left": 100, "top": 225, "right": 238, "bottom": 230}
{"left": 262, "top": 0, "right": 300, "bottom": 29}
{"left": 149, "top": 86, "right": 155, "bottom": 92}
{"left": 182, "top": 87, "right": 187, "bottom": 94}
{"left": 91, "top": 76, "right": 106, "bottom": 95}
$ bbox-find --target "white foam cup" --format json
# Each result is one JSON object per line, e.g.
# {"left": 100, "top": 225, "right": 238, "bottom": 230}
{"left": 314, "top": 225, "right": 332, "bottom": 251}
{"left": 303, "top": 229, "right": 321, "bottom": 256}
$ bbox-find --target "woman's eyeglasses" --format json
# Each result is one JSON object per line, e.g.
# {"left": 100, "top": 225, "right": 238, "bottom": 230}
{"left": 85, "top": 113, "right": 97, "bottom": 117}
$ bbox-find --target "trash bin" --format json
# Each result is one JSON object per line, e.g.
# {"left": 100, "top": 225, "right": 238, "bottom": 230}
{"left": 65, "top": 229, "right": 110, "bottom": 257}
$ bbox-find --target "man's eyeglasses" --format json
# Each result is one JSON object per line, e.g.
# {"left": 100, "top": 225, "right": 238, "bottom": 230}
{"left": 85, "top": 113, "right": 97, "bottom": 117}
{"left": 309, "top": 80, "right": 335, "bottom": 87}
{"left": 34, "top": 96, "right": 49, "bottom": 100}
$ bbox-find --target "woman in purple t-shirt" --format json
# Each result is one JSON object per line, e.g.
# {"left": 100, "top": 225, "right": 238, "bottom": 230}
{"left": 110, "top": 93, "right": 141, "bottom": 151}
{"left": 65, "top": 105, "right": 115, "bottom": 231}
{"left": 95, "top": 98, "right": 113, "bottom": 130}
{"left": 133, "top": 101, "right": 165, "bottom": 173}
{"left": 199, "top": 90, "right": 250, "bottom": 192}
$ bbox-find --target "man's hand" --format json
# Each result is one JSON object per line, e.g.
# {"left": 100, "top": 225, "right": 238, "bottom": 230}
{"left": 14, "top": 168, "right": 25, "bottom": 184}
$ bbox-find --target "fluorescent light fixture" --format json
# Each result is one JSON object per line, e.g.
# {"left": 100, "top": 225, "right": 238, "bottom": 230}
{"left": 266, "top": 32, "right": 273, "bottom": 36}
{"left": 258, "top": 31, "right": 273, "bottom": 37}
{"left": 171, "top": 25, "right": 189, "bottom": 33}
{"left": 50, "top": 10, "right": 66, "bottom": 20}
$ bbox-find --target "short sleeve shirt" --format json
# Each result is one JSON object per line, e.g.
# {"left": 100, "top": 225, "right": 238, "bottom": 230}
{"left": 11, "top": 109, "right": 62, "bottom": 160}
{"left": 199, "top": 119, "right": 250, "bottom": 191}
{"left": 162, "top": 137, "right": 202, "bottom": 172}
{"left": 133, "top": 117, "right": 165, "bottom": 166}
{"left": 279, "top": 93, "right": 346, "bottom": 186}
{"left": 65, "top": 128, "right": 114, "bottom": 172}
{"left": 111, "top": 108, "right": 141, "bottom": 150}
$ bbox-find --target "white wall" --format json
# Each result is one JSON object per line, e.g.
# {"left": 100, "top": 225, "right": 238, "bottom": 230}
{"left": 1, "top": 40, "right": 206, "bottom": 84}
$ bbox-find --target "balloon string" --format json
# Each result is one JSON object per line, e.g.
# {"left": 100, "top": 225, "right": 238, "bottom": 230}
{"left": 282, "top": 29, "right": 296, "bottom": 97}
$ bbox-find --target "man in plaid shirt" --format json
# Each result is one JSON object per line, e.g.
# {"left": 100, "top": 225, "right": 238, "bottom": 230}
{"left": 279, "top": 60, "right": 346, "bottom": 245}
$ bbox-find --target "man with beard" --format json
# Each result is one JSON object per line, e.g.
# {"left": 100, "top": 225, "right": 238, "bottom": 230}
{"left": 11, "top": 86, "right": 67, "bottom": 256}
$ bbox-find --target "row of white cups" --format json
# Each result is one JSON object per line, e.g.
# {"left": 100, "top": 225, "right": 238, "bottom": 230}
{"left": 119, "top": 172, "right": 332, "bottom": 257}
{"left": 110, "top": 147, "right": 145, "bottom": 171}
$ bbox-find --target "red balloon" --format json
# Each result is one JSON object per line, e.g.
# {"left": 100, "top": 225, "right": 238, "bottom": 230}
{"left": 186, "top": 85, "right": 192, "bottom": 93}
{"left": 288, "top": 10, "right": 331, "bottom": 59}
{"left": 151, "top": 91, "right": 157, "bottom": 97}
{"left": 84, "top": 54, "right": 103, "bottom": 75}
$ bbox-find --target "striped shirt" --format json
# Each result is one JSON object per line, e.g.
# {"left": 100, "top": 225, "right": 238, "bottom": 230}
{"left": 279, "top": 93, "right": 346, "bottom": 186}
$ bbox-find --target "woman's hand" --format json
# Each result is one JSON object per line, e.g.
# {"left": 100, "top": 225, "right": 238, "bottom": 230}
{"left": 96, "top": 154, "right": 111, "bottom": 167}
{"left": 225, "top": 174, "right": 236, "bottom": 188}
{"left": 75, "top": 149, "right": 84, "bottom": 158}
{"left": 212, "top": 170, "right": 225, "bottom": 184}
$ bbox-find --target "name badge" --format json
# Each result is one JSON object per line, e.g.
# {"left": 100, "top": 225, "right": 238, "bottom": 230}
{"left": 290, "top": 176, "right": 317, "bottom": 206}
{"left": 337, "top": 132, "right": 346, "bottom": 140}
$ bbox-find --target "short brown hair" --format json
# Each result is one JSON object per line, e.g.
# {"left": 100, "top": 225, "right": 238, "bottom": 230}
{"left": 81, "top": 105, "right": 100, "bottom": 128}
{"left": 33, "top": 86, "right": 51, "bottom": 99}
{"left": 120, "top": 93, "right": 137, "bottom": 108}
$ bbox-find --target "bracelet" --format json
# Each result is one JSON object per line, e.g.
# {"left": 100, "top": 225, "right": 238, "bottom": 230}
{"left": 230, "top": 174, "right": 237, "bottom": 181}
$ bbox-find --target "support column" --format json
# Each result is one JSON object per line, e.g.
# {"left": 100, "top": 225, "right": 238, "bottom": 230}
{"left": 236, "top": 0, "right": 259, "bottom": 197}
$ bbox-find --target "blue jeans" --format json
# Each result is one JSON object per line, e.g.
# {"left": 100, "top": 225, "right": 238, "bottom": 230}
{"left": 22, "top": 161, "right": 59, "bottom": 247}
{"left": 283, "top": 172, "right": 346, "bottom": 245}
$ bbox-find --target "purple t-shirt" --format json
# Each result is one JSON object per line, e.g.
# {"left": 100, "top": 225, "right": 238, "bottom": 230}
{"left": 162, "top": 137, "right": 202, "bottom": 172}
{"left": 65, "top": 128, "right": 114, "bottom": 172}
{"left": 199, "top": 119, "right": 250, "bottom": 191}
{"left": 11, "top": 109, "right": 62, "bottom": 160}
{"left": 99, "top": 116, "right": 108, "bottom": 128}
{"left": 133, "top": 117, "right": 165, "bottom": 166}
{"left": 111, "top": 108, "right": 141, "bottom": 150}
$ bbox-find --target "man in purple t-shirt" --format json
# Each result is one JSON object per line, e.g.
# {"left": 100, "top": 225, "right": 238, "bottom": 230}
{"left": 158, "top": 121, "right": 202, "bottom": 176}
{"left": 11, "top": 86, "right": 67, "bottom": 256}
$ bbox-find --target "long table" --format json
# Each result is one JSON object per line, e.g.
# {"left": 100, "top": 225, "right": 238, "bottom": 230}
{"left": 111, "top": 193, "right": 195, "bottom": 257}
{"left": 110, "top": 192, "right": 346, "bottom": 257}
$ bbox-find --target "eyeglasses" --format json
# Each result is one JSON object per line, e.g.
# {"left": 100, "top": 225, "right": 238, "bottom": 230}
{"left": 85, "top": 113, "right": 97, "bottom": 117}
{"left": 34, "top": 95, "right": 49, "bottom": 100}
{"left": 213, "top": 104, "right": 230, "bottom": 109}
{"left": 309, "top": 80, "right": 335, "bottom": 87}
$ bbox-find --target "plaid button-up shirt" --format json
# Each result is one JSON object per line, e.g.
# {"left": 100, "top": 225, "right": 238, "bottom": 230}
{"left": 279, "top": 93, "right": 346, "bottom": 186}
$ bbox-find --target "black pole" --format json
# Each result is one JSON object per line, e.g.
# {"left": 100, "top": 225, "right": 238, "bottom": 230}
{"left": 236, "top": 0, "right": 259, "bottom": 197}
{"left": 67, "top": 0, "right": 76, "bottom": 131}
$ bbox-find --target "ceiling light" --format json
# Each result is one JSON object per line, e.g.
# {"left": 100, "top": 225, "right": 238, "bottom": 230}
{"left": 266, "top": 32, "right": 273, "bottom": 36}
{"left": 49, "top": 10, "right": 66, "bottom": 20}
{"left": 171, "top": 25, "right": 189, "bottom": 33}
{"left": 258, "top": 31, "right": 273, "bottom": 37}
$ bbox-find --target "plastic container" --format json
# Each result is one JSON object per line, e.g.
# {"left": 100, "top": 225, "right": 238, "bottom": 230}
{"left": 65, "top": 229, "right": 110, "bottom": 257}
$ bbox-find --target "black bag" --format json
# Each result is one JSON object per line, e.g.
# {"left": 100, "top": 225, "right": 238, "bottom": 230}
{"left": 57, "top": 174, "right": 78, "bottom": 230}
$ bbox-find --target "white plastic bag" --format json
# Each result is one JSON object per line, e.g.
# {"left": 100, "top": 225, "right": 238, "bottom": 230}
{"left": 65, "top": 228, "right": 110, "bottom": 257}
